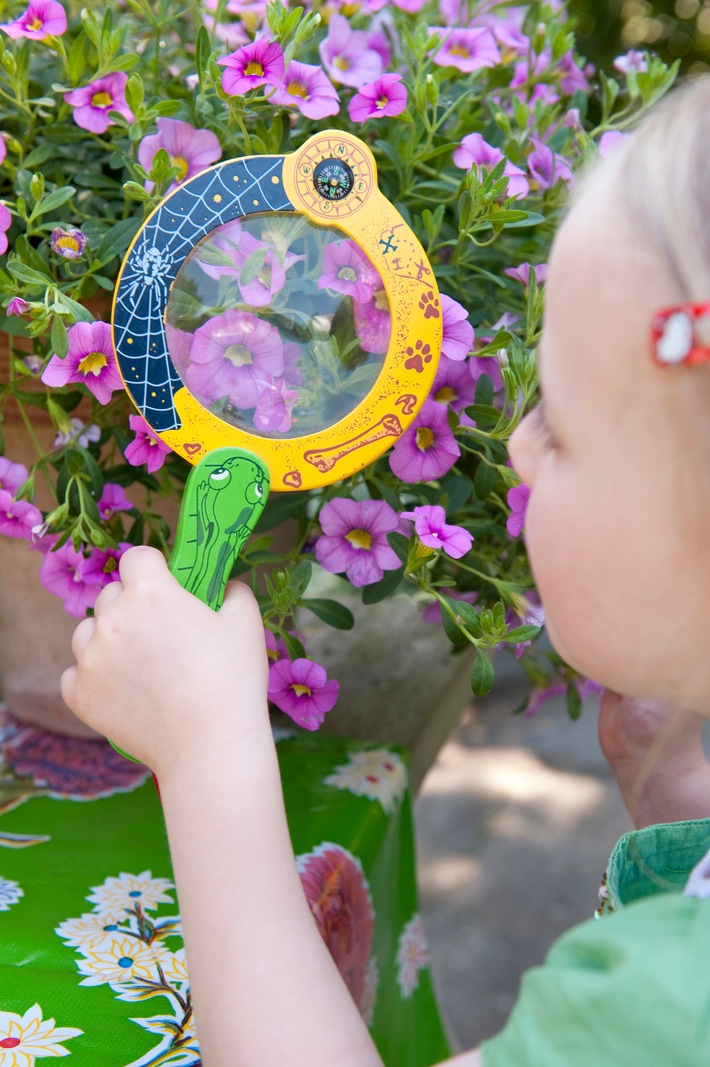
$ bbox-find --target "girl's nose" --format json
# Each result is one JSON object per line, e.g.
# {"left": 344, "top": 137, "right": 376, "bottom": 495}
{"left": 508, "top": 413, "right": 538, "bottom": 488}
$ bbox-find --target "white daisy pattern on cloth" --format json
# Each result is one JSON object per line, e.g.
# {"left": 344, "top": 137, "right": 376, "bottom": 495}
{"left": 0, "top": 877, "right": 22, "bottom": 912}
{"left": 56, "top": 872, "right": 199, "bottom": 1066}
{"left": 323, "top": 749, "right": 407, "bottom": 813}
{"left": 86, "top": 870, "right": 174, "bottom": 915}
{"left": 0, "top": 1003, "right": 82, "bottom": 1064}
{"left": 396, "top": 913, "right": 429, "bottom": 999}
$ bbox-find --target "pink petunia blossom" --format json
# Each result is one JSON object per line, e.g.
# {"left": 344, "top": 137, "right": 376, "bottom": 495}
{"left": 264, "top": 628, "right": 290, "bottom": 664}
{"left": 598, "top": 130, "right": 629, "bottom": 158}
{"left": 315, "top": 497, "right": 401, "bottom": 588}
{"left": 196, "top": 228, "right": 301, "bottom": 307}
{"left": 441, "top": 294, "right": 474, "bottom": 362}
{"left": 318, "top": 239, "right": 379, "bottom": 304}
{"left": 218, "top": 38, "right": 285, "bottom": 96}
{"left": 53, "top": 417, "right": 100, "bottom": 450}
{"left": 0, "top": 202, "right": 11, "bottom": 255}
{"left": 504, "top": 262, "right": 548, "bottom": 288}
{"left": 504, "top": 591, "right": 545, "bottom": 658}
{"left": 268, "top": 657, "right": 339, "bottom": 730}
{"left": 352, "top": 287, "right": 391, "bottom": 355}
{"left": 65, "top": 73, "right": 134, "bottom": 134}
{"left": 185, "top": 309, "right": 284, "bottom": 409}
{"left": 124, "top": 414, "right": 172, "bottom": 473}
{"left": 50, "top": 227, "right": 87, "bottom": 259}
{"left": 389, "top": 398, "right": 460, "bottom": 483}
{"left": 523, "top": 677, "right": 602, "bottom": 719}
{"left": 138, "top": 118, "right": 222, "bottom": 194}
{"left": 0, "top": 0, "right": 66, "bottom": 39}
{"left": 253, "top": 378, "right": 299, "bottom": 434}
{"left": 0, "top": 457, "right": 28, "bottom": 496}
{"left": 41, "top": 320, "right": 123, "bottom": 405}
{"left": 431, "top": 355, "right": 476, "bottom": 413}
{"left": 527, "top": 139, "right": 574, "bottom": 190}
{"left": 97, "top": 483, "right": 134, "bottom": 521}
{"left": 453, "top": 133, "right": 529, "bottom": 199}
{"left": 268, "top": 60, "right": 340, "bottom": 120}
{"left": 400, "top": 504, "right": 473, "bottom": 559}
{"left": 506, "top": 483, "right": 530, "bottom": 537}
{"left": 428, "top": 27, "right": 500, "bottom": 73}
{"left": 613, "top": 50, "right": 647, "bottom": 75}
{"left": 319, "top": 13, "right": 383, "bottom": 88}
{"left": 348, "top": 73, "right": 407, "bottom": 123}
{"left": 82, "top": 542, "right": 132, "bottom": 586}
{"left": 0, "top": 488, "right": 42, "bottom": 540}
{"left": 39, "top": 539, "right": 103, "bottom": 617}
{"left": 557, "top": 50, "right": 592, "bottom": 96}
{"left": 7, "top": 297, "right": 29, "bottom": 316}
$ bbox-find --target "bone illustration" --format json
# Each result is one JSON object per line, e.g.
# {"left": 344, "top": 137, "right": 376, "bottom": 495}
{"left": 304, "top": 414, "right": 402, "bottom": 473}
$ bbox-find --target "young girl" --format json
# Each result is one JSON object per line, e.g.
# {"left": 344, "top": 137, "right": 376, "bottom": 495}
{"left": 61, "top": 79, "right": 710, "bottom": 1065}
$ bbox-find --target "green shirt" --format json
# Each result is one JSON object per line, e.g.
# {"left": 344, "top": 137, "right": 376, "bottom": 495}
{"left": 482, "top": 819, "right": 710, "bottom": 1066}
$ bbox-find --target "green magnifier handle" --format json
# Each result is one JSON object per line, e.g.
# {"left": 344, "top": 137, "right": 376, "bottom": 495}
{"left": 111, "top": 446, "right": 270, "bottom": 761}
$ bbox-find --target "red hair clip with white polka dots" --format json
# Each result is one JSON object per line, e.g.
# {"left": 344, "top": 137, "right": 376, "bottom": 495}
{"left": 651, "top": 302, "right": 710, "bottom": 366}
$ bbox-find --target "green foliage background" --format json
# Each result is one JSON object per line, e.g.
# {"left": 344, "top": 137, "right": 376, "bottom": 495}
{"left": 570, "top": 0, "right": 710, "bottom": 74}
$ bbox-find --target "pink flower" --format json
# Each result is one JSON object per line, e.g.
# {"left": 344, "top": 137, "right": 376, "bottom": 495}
{"left": 453, "top": 133, "right": 529, "bottom": 199}
{"left": 319, "top": 14, "right": 383, "bottom": 88}
{"left": 137, "top": 118, "right": 222, "bottom": 194}
{"left": 614, "top": 50, "right": 647, "bottom": 75}
{"left": 598, "top": 130, "right": 628, "bottom": 158}
{"left": 506, "top": 483, "right": 530, "bottom": 537}
{"left": 39, "top": 540, "right": 103, "bottom": 617}
{"left": 352, "top": 287, "right": 391, "bottom": 355}
{"left": 504, "top": 262, "right": 548, "bottom": 287}
{"left": 268, "top": 657, "right": 339, "bottom": 730}
{"left": 0, "top": 457, "right": 28, "bottom": 496}
{"left": 218, "top": 38, "right": 285, "bottom": 96}
{"left": 318, "top": 240, "right": 378, "bottom": 304}
{"left": 441, "top": 294, "right": 474, "bottom": 362}
{"left": 268, "top": 60, "right": 340, "bottom": 119}
{"left": 400, "top": 504, "right": 473, "bottom": 559}
{"left": 0, "top": 203, "right": 12, "bottom": 255}
{"left": 523, "top": 678, "right": 602, "bottom": 719}
{"left": 185, "top": 309, "right": 284, "bottom": 409}
{"left": 65, "top": 73, "right": 134, "bottom": 133}
{"left": 197, "top": 229, "right": 300, "bottom": 307}
{"left": 124, "top": 414, "right": 172, "bottom": 473}
{"left": 505, "top": 592, "right": 544, "bottom": 658}
{"left": 0, "top": 488, "right": 42, "bottom": 539}
{"left": 253, "top": 378, "right": 299, "bottom": 434}
{"left": 527, "top": 139, "right": 574, "bottom": 190}
{"left": 82, "top": 543, "right": 132, "bottom": 586}
{"left": 348, "top": 73, "right": 407, "bottom": 123}
{"left": 431, "top": 355, "right": 476, "bottom": 413}
{"left": 389, "top": 398, "right": 460, "bottom": 483}
{"left": 50, "top": 227, "right": 87, "bottom": 259}
{"left": 41, "top": 320, "right": 122, "bottom": 405}
{"left": 315, "top": 497, "right": 401, "bottom": 587}
{"left": 297, "top": 843, "right": 374, "bottom": 1013}
{"left": 429, "top": 27, "right": 500, "bottom": 72}
{"left": 7, "top": 297, "right": 29, "bottom": 316}
{"left": 97, "top": 483, "right": 133, "bottom": 521}
{"left": 264, "top": 628, "right": 290, "bottom": 664}
{"left": 0, "top": 0, "right": 66, "bottom": 39}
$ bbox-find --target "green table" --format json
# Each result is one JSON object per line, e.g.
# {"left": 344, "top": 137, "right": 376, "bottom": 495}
{"left": 0, "top": 709, "right": 450, "bottom": 1066}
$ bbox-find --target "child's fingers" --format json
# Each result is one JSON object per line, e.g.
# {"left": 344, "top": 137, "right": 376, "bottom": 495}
{"left": 70, "top": 616, "right": 95, "bottom": 659}
{"left": 93, "top": 579, "right": 123, "bottom": 617}
{"left": 220, "top": 579, "right": 263, "bottom": 626}
{"left": 59, "top": 664, "right": 78, "bottom": 712}
{"left": 118, "top": 544, "right": 169, "bottom": 586}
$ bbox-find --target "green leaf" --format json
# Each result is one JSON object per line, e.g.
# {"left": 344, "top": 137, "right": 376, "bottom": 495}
{"left": 289, "top": 560, "right": 312, "bottom": 599}
{"left": 473, "top": 460, "right": 496, "bottom": 502}
{"left": 471, "top": 650, "right": 494, "bottom": 697}
{"left": 386, "top": 531, "right": 410, "bottom": 565}
{"left": 6, "top": 260, "right": 50, "bottom": 288}
{"left": 97, "top": 217, "right": 141, "bottom": 264}
{"left": 281, "top": 631, "right": 306, "bottom": 660}
{"left": 441, "top": 594, "right": 481, "bottom": 635}
{"left": 300, "top": 598, "right": 354, "bottom": 630}
{"left": 258, "top": 490, "right": 308, "bottom": 532}
{"left": 195, "top": 24, "right": 212, "bottom": 80}
{"left": 566, "top": 680, "right": 583, "bottom": 720}
{"left": 50, "top": 314, "right": 68, "bottom": 358}
{"left": 361, "top": 565, "right": 404, "bottom": 604}
{"left": 499, "top": 624, "right": 541, "bottom": 645}
{"left": 34, "top": 186, "right": 76, "bottom": 216}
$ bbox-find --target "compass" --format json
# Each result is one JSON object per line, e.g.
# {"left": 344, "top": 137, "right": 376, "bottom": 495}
{"left": 313, "top": 158, "right": 355, "bottom": 201}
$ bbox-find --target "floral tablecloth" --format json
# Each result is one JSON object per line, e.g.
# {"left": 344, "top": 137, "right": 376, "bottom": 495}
{"left": 0, "top": 709, "right": 450, "bottom": 1067}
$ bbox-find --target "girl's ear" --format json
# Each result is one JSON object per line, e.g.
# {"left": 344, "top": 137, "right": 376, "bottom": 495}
{"left": 651, "top": 302, "right": 710, "bottom": 367}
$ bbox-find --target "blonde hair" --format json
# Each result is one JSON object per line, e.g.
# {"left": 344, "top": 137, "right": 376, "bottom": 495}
{"left": 607, "top": 77, "right": 710, "bottom": 304}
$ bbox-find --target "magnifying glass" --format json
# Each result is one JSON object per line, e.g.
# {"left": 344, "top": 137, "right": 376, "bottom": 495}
{"left": 112, "top": 130, "right": 442, "bottom": 614}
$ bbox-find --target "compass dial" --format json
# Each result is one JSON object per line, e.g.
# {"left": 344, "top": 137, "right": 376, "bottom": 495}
{"left": 313, "top": 158, "right": 355, "bottom": 201}
{"left": 290, "top": 135, "right": 374, "bottom": 217}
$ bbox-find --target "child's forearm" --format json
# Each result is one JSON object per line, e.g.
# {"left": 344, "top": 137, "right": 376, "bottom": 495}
{"left": 157, "top": 718, "right": 384, "bottom": 1067}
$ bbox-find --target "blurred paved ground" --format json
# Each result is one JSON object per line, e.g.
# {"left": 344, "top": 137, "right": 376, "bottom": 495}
{"left": 414, "top": 664, "right": 631, "bottom": 1052}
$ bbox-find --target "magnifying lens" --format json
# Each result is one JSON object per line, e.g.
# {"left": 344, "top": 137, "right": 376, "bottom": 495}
{"left": 112, "top": 130, "right": 442, "bottom": 614}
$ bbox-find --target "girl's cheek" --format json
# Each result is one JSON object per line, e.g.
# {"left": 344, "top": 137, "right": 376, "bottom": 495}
{"left": 508, "top": 416, "right": 540, "bottom": 488}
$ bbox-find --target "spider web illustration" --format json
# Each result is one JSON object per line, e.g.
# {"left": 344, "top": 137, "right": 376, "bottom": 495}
{"left": 114, "top": 156, "right": 293, "bottom": 432}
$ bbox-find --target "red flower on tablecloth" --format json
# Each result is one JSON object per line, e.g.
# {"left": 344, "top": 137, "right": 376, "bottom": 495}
{"left": 1, "top": 710, "right": 150, "bottom": 799}
{"left": 297, "top": 842, "right": 376, "bottom": 1020}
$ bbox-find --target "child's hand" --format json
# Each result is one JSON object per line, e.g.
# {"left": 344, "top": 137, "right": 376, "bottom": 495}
{"left": 599, "top": 690, "right": 710, "bottom": 827}
{"left": 60, "top": 545, "right": 270, "bottom": 777}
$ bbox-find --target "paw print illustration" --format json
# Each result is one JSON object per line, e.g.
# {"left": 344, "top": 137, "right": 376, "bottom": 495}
{"left": 405, "top": 339, "right": 433, "bottom": 373}
{"left": 418, "top": 291, "right": 440, "bottom": 319}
